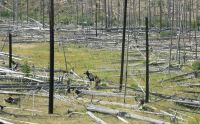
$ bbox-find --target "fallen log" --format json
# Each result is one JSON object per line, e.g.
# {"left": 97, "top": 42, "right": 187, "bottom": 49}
{"left": 0, "top": 75, "right": 45, "bottom": 83}
{"left": 78, "top": 98, "right": 138, "bottom": 109}
{"left": 150, "top": 91, "right": 200, "bottom": 109}
{"left": 182, "top": 90, "right": 200, "bottom": 94}
{"left": 0, "top": 116, "right": 37, "bottom": 124}
{"left": 0, "top": 52, "right": 22, "bottom": 59}
{"left": 87, "top": 111, "right": 107, "bottom": 124}
{"left": 76, "top": 90, "right": 135, "bottom": 98}
{"left": 87, "top": 104, "right": 170, "bottom": 124}
{"left": 0, "top": 68, "right": 23, "bottom": 74}
{"left": 179, "top": 83, "right": 200, "bottom": 88}
{"left": 173, "top": 100, "right": 200, "bottom": 106}
{"left": 67, "top": 111, "right": 85, "bottom": 117}
{"left": 173, "top": 100, "right": 200, "bottom": 109}
{"left": 129, "top": 87, "right": 200, "bottom": 104}
{"left": 151, "top": 92, "right": 200, "bottom": 102}
{"left": 5, "top": 106, "right": 43, "bottom": 113}
{"left": 117, "top": 116, "right": 129, "bottom": 124}
{"left": 0, "top": 118, "right": 14, "bottom": 124}
{"left": 0, "top": 84, "right": 88, "bottom": 90}
{"left": 159, "top": 70, "right": 200, "bottom": 83}
{"left": 0, "top": 90, "right": 48, "bottom": 97}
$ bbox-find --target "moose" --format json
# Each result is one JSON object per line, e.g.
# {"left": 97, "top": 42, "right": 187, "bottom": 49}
{"left": 84, "top": 70, "right": 101, "bottom": 88}
{"left": 4, "top": 97, "right": 20, "bottom": 104}
{"left": 0, "top": 105, "right": 5, "bottom": 111}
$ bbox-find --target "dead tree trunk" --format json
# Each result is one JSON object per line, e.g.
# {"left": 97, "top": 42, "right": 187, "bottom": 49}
{"left": 104, "top": 0, "right": 107, "bottom": 29}
{"left": 159, "top": 0, "right": 163, "bottom": 30}
{"left": 138, "top": 0, "right": 141, "bottom": 26}
{"left": 26, "top": 0, "right": 29, "bottom": 23}
{"left": 87, "top": 104, "right": 170, "bottom": 124}
{"left": 169, "top": 0, "right": 175, "bottom": 74}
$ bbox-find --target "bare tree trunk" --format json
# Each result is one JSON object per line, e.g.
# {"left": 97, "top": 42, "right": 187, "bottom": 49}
{"left": 138, "top": 0, "right": 141, "bottom": 26}
{"left": 16, "top": 0, "right": 18, "bottom": 24}
{"left": 13, "top": 0, "right": 18, "bottom": 24}
{"left": 193, "top": 0, "right": 198, "bottom": 59}
{"left": 132, "top": 0, "right": 136, "bottom": 27}
{"left": 26, "top": 0, "right": 29, "bottom": 23}
{"left": 110, "top": 0, "right": 113, "bottom": 27}
{"left": 159, "top": 0, "right": 162, "bottom": 30}
{"left": 81, "top": 2, "right": 84, "bottom": 28}
{"left": 189, "top": 0, "right": 192, "bottom": 51}
{"left": 104, "top": 0, "right": 107, "bottom": 29}
{"left": 124, "top": 1, "right": 131, "bottom": 103}
{"left": 42, "top": 0, "right": 45, "bottom": 28}
{"left": 167, "top": 0, "right": 171, "bottom": 27}
{"left": 19, "top": 0, "right": 21, "bottom": 21}
{"left": 117, "top": 0, "right": 120, "bottom": 28}
{"left": 183, "top": 0, "right": 187, "bottom": 64}
{"left": 95, "top": 0, "right": 98, "bottom": 37}
{"left": 107, "top": 0, "right": 110, "bottom": 27}
{"left": 177, "top": 0, "right": 182, "bottom": 64}
{"left": 90, "top": 0, "right": 94, "bottom": 26}
{"left": 169, "top": 0, "right": 175, "bottom": 73}
{"left": 76, "top": 0, "right": 79, "bottom": 26}
{"left": 148, "top": 0, "right": 151, "bottom": 27}
{"left": 197, "top": 0, "right": 199, "bottom": 30}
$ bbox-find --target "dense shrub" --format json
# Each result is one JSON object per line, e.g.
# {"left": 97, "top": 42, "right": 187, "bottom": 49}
{"left": 21, "top": 61, "right": 31, "bottom": 77}
{"left": 0, "top": 10, "right": 12, "bottom": 17}
{"left": 192, "top": 60, "right": 200, "bottom": 71}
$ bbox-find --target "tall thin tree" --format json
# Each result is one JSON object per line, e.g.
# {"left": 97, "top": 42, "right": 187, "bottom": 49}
{"left": 119, "top": 0, "right": 128, "bottom": 92}
{"left": 49, "top": 0, "right": 55, "bottom": 114}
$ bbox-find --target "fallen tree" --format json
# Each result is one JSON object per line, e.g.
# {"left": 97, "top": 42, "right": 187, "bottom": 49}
{"left": 87, "top": 111, "right": 107, "bottom": 124}
{"left": 78, "top": 97, "right": 138, "bottom": 109}
{"left": 159, "top": 70, "right": 200, "bottom": 83}
{"left": 0, "top": 118, "right": 14, "bottom": 124}
{"left": 76, "top": 89, "right": 136, "bottom": 98}
{"left": 173, "top": 99, "right": 200, "bottom": 109}
{"left": 87, "top": 104, "right": 170, "bottom": 124}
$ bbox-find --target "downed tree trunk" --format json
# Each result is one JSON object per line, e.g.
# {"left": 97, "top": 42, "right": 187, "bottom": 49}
{"left": 76, "top": 90, "right": 135, "bottom": 98}
{"left": 0, "top": 52, "right": 22, "bottom": 60}
{"left": 151, "top": 92, "right": 200, "bottom": 109}
{"left": 0, "top": 90, "right": 48, "bottom": 97}
{"left": 0, "top": 118, "right": 14, "bottom": 124}
{"left": 87, "top": 111, "right": 107, "bottom": 124}
{"left": 0, "top": 75, "right": 45, "bottom": 83}
{"left": 87, "top": 104, "right": 170, "bottom": 124}
{"left": 150, "top": 92, "right": 200, "bottom": 102}
{"left": 0, "top": 116, "right": 37, "bottom": 124}
{"left": 117, "top": 116, "right": 129, "bottom": 124}
{"left": 174, "top": 100, "right": 200, "bottom": 109}
{"left": 159, "top": 70, "right": 200, "bottom": 83}
{"left": 78, "top": 97, "right": 138, "bottom": 109}
{"left": 179, "top": 83, "right": 200, "bottom": 88}
{"left": 5, "top": 106, "right": 43, "bottom": 113}
{"left": 173, "top": 100, "right": 200, "bottom": 106}
{"left": 0, "top": 84, "right": 88, "bottom": 91}
{"left": 182, "top": 90, "right": 200, "bottom": 94}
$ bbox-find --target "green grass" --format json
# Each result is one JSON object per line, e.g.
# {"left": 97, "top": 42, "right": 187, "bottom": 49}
{"left": 3, "top": 43, "right": 121, "bottom": 81}
{"left": 160, "top": 31, "right": 177, "bottom": 38}
{"left": 0, "top": 42, "right": 200, "bottom": 124}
